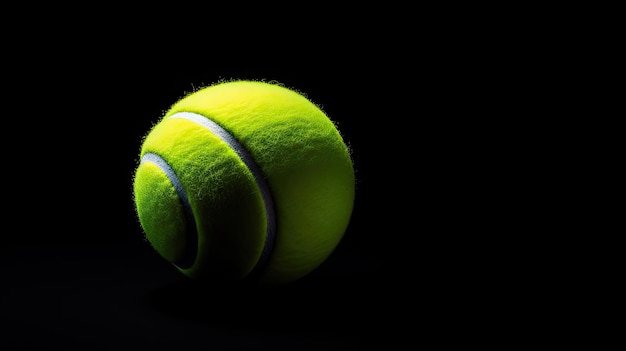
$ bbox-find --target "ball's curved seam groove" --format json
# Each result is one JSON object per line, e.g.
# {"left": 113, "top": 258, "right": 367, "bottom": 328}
{"left": 168, "top": 112, "right": 277, "bottom": 279}
{"left": 140, "top": 152, "right": 198, "bottom": 269}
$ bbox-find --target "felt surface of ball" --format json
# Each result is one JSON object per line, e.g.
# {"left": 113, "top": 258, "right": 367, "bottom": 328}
{"left": 132, "top": 80, "right": 355, "bottom": 284}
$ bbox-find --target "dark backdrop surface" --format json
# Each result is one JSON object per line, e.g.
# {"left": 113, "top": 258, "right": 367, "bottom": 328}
{"left": 0, "top": 11, "right": 496, "bottom": 350}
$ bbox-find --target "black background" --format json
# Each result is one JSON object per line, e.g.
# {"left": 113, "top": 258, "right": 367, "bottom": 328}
{"left": 0, "top": 9, "right": 518, "bottom": 350}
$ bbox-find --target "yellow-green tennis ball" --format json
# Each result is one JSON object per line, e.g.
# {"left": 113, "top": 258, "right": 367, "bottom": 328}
{"left": 132, "top": 80, "right": 355, "bottom": 284}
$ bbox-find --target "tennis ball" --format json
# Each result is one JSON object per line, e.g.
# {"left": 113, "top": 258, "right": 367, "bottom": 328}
{"left": 132, "top": 80, "right": 355, "bottom": 284}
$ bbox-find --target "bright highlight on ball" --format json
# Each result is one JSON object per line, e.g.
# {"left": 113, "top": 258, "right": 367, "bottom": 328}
{"left": 132, "top": 80, "right": 355, "bottom": 284}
